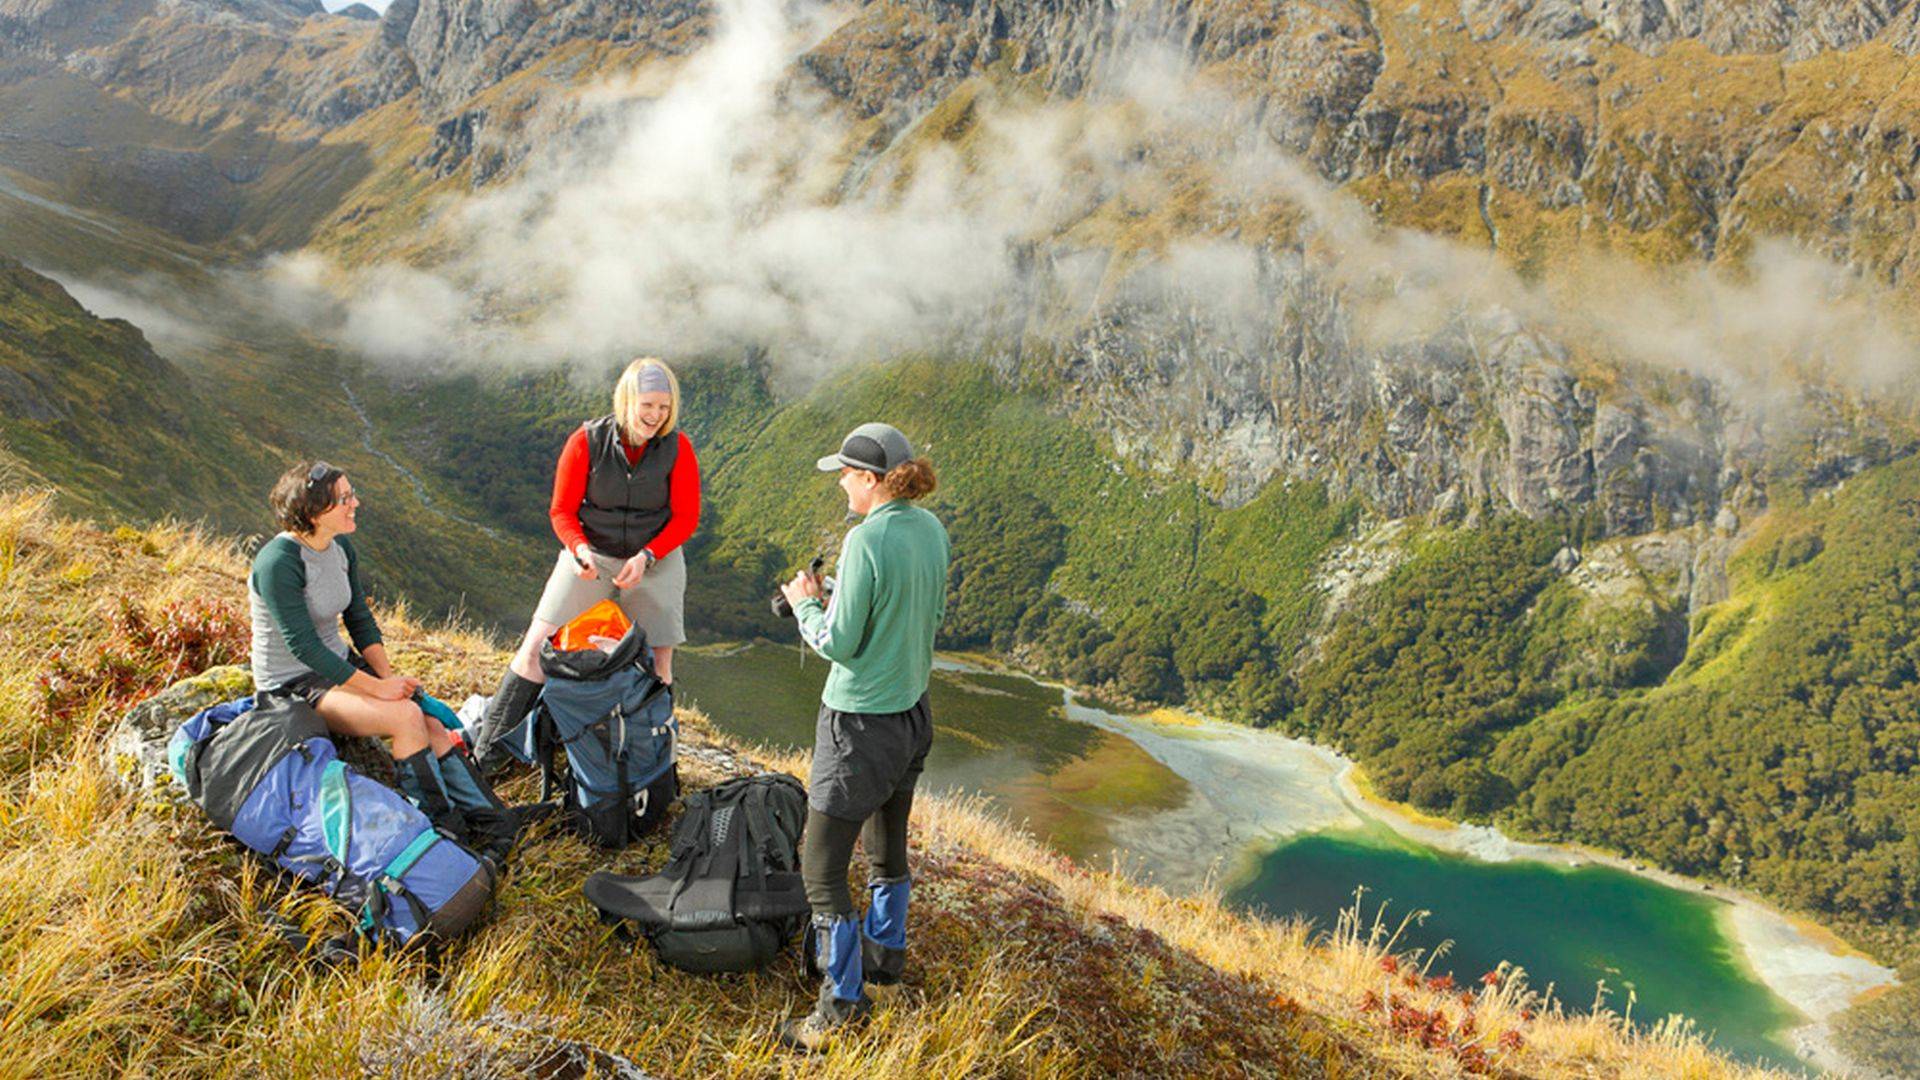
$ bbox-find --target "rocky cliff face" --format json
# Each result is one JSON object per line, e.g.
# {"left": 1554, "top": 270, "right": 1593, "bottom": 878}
{"left": 8, "top": 0, "right": 1919, "bottom": 268}
{"left": 334, "top": 0, "right": 1920, "bottom": 289}
{"left": 1011, "top": 258, "right": 1796, "bottom": 542}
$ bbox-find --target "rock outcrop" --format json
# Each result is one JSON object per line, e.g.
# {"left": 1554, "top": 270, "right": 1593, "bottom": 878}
{"left": 1007, "top": 256, "right": 1812, "bottom": 536}
{"left": 104, "top": 666, "right": 253, "bottom": 792}
{"left": 105, "top": 665, "right": 396, "bottom": 795}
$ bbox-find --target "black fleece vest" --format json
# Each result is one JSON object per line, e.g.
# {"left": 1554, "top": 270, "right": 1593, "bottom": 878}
{"left": 577, "top": 415, "right": 677, "bottom": 558}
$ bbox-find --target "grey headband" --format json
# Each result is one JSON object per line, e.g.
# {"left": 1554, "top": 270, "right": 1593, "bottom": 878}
{"left": 636, "top": 364, "right": 671, "bottom": 394}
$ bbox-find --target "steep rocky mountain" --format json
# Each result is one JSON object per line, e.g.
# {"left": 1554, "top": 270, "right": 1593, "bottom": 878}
{"left": 353, "top": 0, "right": 1920, "bottom": 277}
{"left": 5, "top": 0, "right": 1913, "bottom": 541}
{"left": 7, "top": 0, "right": 1920, "bottom": 272}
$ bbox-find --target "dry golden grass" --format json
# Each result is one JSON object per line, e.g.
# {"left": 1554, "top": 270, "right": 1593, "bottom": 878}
{"left": 0, "top": 490, "right": 1791, "bottom": 1078}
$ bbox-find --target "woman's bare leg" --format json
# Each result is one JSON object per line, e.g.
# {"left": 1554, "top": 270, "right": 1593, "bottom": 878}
{"left": 509, "top": 619, "right": 559, "bottom": 682}
{"left": 316, "top": 689, "right": 432, "bottom": 759}
{"left": 653, "top": 646, "right": 674, "bottom": 685}
{"left": 424, "top": 716, "right": 456, "bottom": 755}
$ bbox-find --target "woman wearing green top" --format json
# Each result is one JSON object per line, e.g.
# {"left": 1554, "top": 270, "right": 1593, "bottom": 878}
{"left": 775, "top": 422, "right": 949, "bottom": 1051}
{"left": 248, "top": 460, "right": 510, "bottom": 859}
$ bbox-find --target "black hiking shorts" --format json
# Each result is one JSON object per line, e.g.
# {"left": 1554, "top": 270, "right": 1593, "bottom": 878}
{"left": 807, "top": 692, "right": 932, "bottom": 822}
{"left": 262, "top": 672, "right": 332, "bottom": 708}
{"left": 260, "top": 651, "right": 371, "bottom": 709}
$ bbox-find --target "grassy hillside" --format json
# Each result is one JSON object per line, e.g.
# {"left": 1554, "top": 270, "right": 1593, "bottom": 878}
{"left": 0, "top": 486, "right": 1798, "bottom": 1077}
{"left": 0, "top": 255, "right": 272, "bottom": 526}
{"left": 0, "top": 250, "right": 552, "bottom": 625}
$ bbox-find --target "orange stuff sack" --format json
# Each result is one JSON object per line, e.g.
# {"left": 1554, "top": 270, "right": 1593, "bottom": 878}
{"left": 553, "top": 600, "right": 632, "bottom": 653}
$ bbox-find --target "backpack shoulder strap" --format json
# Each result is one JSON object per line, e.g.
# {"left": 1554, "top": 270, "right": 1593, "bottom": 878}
{"left": 737, "top": 781, "right": 780, "bottom": 887}
{"left": 664, "top": 790, "right": 743, "bottom": 928}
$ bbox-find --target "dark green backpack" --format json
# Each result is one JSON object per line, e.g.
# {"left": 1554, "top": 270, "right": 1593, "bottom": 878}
{"left": 583, "top": 772, "right": 810, "bottom": 973}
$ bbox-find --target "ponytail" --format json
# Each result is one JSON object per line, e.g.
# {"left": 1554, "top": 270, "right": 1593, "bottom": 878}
{"left": 880, "top": 457, "right": 937, "bottom": 501}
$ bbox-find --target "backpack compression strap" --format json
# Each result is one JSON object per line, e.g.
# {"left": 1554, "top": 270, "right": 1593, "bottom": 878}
{"left": 737, "top": 783, "right": 779, "bottom": 889}
{"left": 319, "top": 759, "right": 440, "bottom": 939}
{"left": 358, "top": 829, "right": 441, "bottom": 937}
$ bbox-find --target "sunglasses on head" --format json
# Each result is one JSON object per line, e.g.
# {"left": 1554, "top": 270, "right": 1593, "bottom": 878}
{"left": 307, "top": 464, "right": 353, "bottom": 507}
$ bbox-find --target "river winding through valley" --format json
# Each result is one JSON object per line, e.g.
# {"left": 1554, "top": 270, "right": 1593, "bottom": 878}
{"left": 675, "top": 642, "right": 1894, "bottom": 1074}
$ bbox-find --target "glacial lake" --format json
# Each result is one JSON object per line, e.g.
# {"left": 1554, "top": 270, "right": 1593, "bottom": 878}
{"left": 677, "top": 642, "right": 1807, "bottom": 1069}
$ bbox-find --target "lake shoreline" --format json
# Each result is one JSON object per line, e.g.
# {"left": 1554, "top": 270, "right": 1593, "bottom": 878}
{"left": 941, "top": 651, "right": 1895, "bottom": 1077}
{"left": 721, "top": 642, "right": 1897, "bottom": 1075}
{"left": 1325, "top": 763, "right": 1894, "bottom": 1077}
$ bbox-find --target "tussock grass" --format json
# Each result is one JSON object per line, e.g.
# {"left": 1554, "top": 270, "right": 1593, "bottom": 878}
{"left": 0, "top": 491, "right": 1790, "bottom": 1078}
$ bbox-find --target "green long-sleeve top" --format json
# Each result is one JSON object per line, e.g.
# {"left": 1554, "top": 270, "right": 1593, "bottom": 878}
{"left": 796, "top": 499, "right": 950, "bottom": 713}
{"left": 248, "top": 533, "right": 383, "bottom": 691}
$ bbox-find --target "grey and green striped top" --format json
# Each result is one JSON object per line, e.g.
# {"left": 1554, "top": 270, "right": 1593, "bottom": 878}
{"left": 248, "top": 532, "right": 382, "bottom": 691}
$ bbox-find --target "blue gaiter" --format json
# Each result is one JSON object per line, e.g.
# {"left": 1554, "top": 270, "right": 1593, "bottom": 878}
{"left": 814, "top": 913, "right": 863, "bottom": 1002}
{"left": 863, "top": 875, "right": 909, "bottom": 951}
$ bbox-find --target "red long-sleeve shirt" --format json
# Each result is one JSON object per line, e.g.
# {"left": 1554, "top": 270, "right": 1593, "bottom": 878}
{"left": 549, "top": 427, "right": 701, "bottom": 558}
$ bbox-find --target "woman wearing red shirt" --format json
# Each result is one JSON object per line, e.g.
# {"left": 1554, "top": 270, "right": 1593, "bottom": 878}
{"left": 472, "top": 357, "right": 700, "bottom": 766}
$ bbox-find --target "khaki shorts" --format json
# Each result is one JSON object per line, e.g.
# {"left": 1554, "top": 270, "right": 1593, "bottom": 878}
{"left": 532, "top": 547, "right": 687, "bottom": 648}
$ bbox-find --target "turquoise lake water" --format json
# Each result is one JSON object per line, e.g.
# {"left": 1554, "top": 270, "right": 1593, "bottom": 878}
{"left": 1228, "top": 825, "right": 1803, "bottom": 1069}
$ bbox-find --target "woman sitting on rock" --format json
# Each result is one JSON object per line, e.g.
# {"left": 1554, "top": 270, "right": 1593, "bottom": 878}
{"left": 249, "top": 460, "right": 511, "bottom": 860}
{"left": 471, "top": 356, "right": 700, "bottom": 767}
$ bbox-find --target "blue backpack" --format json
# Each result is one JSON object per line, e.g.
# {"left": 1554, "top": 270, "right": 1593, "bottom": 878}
{"left": 171, "top": 694, "right": 495, "bottom": 946}
{"left": 495, "top": 627, "right": 677, "bottom": 847}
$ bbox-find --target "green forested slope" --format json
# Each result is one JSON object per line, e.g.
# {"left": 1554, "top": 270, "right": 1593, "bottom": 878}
{"left": 1513, "top": 465, "right": 1920, "bottom": 949}
{"left": 697, "top": 358, "right": 1358, "bottom": 716}
{"left": 1286, "top": 456, "right": 1920, "bottom": 960}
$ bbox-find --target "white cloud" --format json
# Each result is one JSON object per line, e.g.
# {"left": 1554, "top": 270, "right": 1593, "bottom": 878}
{"left": 271, "top": 0, "right": 1920, "bottom": 414}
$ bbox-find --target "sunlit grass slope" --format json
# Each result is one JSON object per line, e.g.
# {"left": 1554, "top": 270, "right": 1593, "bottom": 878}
{"left": 0, "top": 486, "right": 1796, "bottom": 1077}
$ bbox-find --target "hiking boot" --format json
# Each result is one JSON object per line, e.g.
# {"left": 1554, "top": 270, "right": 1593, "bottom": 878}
{"left": 462, "top": 803, "right": 520, "bottom": 867}
{"left": 397, "top": 749, "right": 471, "bottom": 842}
{"left": 471, "top": 669, "right": 542, "bottom": 773}
{"left": 777, "top": 985, "right": 870, "bottom": 1053}
{"left": 436, "top": 749, "right": 519, "bottom": 865}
